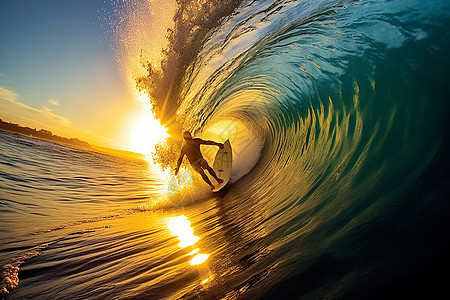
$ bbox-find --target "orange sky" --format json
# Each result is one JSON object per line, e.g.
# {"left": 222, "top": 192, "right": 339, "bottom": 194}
{"left": 0, "top": 0, "right": 176, "bottom": 154}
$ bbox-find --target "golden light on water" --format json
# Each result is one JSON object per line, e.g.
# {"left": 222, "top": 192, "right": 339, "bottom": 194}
{"left": 128, "top": 93, "right": 169, "bottom": 156}
{"left": 189, "top": 253, "right": 210, "bottom": 266}
{"left": 167, "top": 215, "right": 200, "bottom": 248}
{"left": 201, "top": 275, "right": 215, "bottom": 284}
{"left": 167, "top": 215, "right": 210, "bottom": 266}
{"left": 187, "top": 248, "right": 200, "bottom": 256}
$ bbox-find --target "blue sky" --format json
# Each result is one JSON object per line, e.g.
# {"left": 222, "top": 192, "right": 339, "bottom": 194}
{"left": 0, "top": 0, "right": 158, "bottom": 150}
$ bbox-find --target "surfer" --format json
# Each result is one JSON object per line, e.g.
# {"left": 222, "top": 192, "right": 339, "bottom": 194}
{"left": 174, "top": 131, "right": 224, "bottom": 189}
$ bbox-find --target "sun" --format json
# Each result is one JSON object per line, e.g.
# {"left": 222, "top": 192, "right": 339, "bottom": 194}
{"left": 128, "top": 94, "right": 169, "bottom": 156}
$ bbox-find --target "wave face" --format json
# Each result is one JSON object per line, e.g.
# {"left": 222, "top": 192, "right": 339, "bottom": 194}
{"left": 159, "top": 0, "right": 450, "bottom": 297}
{"left": 170, "top": 0, "right": 450, "bottom": 184}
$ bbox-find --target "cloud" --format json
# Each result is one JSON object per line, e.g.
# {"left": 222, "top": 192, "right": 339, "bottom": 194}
{"left": 48, "top": 99, "right": 60, "bottom": 106}
{"left": 0, "top": 86, "right": 18, "bottom": 103}
{"left": 0, "top": 86, "right": 71, "bottom": 134}
{"left": 0, "top": 87, "right": 131, "bottom": 149}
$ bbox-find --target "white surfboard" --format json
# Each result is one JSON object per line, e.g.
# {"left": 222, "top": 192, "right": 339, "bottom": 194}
{"left": 212, "top": 140, "right": 232, "bottom": 192}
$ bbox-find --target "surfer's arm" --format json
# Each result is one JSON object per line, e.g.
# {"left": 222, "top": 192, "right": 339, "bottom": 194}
{"left": 174, "top": 151, "right": 185, "bottom": 175}
{"left": 198, "top": 139, "right": 224, "bottom": 149}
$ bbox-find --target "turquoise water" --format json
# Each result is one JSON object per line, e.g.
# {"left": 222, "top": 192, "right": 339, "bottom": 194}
{"left": 2, "top": 0, "right": 450, "bottom": 298}
{"left": 171, "top": 0, "right": 450, "bottom": 297}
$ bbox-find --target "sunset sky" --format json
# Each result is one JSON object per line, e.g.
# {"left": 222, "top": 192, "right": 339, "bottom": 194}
{"left": 0, "top": 0, "right": 172, "bottom": 153}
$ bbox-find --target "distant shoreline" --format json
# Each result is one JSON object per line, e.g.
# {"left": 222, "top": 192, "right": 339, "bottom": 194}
{"left": 0, "top": 119, "right": 145, "bottom": 161}
{"left": 0, "top": 118, "right": 91, "bottom": 149}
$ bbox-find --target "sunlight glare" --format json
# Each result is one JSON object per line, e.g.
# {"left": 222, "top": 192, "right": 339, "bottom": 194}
{"left": 190, "top": 253, "right": 210, "bottom": 266}
{"left": 167, "top": 215, "right": 200, "bottom": 248}
{"left": 129, "top": 93, "right": 169, "bottom": 156}
{"left": 167, "top": 215, "right": 210, "bottom": 266}
{"left": 201, "top": 275, "right": 215, "bottom": 284}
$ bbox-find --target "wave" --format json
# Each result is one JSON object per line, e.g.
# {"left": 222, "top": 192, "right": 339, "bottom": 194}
{"left": 133, "top": 0, "right": 450, "bottom": 295}
{"left": 135, "top": 0, "right": 244, "bottom": 122}
{"left": 139, "top": 0, "right": 449, "bottom": 189}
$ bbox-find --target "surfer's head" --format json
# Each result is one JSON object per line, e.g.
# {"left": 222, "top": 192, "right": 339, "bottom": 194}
{"left": 183, "top": 131, "right": 192, "bottom": 141}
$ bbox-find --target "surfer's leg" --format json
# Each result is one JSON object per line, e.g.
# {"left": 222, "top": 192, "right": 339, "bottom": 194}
{"left": 197, "top": 169, "right": 215, "bottom": 189}
{"left": 202, "top": 161, "right": 224, "bottom": 184}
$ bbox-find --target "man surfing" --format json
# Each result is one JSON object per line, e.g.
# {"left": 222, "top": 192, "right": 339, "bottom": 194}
{"left": 174, "top": 131, "right": 224, "bottom": 190}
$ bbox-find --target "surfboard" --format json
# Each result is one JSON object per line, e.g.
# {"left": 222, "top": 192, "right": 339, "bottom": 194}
{"left": 212, "top": 140, "right": 232, "bottom": 192}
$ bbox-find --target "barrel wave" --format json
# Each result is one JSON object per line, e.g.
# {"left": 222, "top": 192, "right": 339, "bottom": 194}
{"left": 153, "top": 0, "right": 450, "bottom": 297}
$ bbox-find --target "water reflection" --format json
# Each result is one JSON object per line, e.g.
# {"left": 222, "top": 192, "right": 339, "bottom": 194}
{"left": 167, "top": 215, "right": 199, "bottom": 247}
{"left": 190, "top": 253, "right": 210, "bottom": 265}
{"left": 167, "top": 215, "right": 210, "bottom": 266}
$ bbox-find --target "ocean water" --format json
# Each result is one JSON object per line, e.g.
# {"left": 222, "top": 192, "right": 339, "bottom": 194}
{"left": 2, "top": 0, "right": 450, "bottom": 299}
